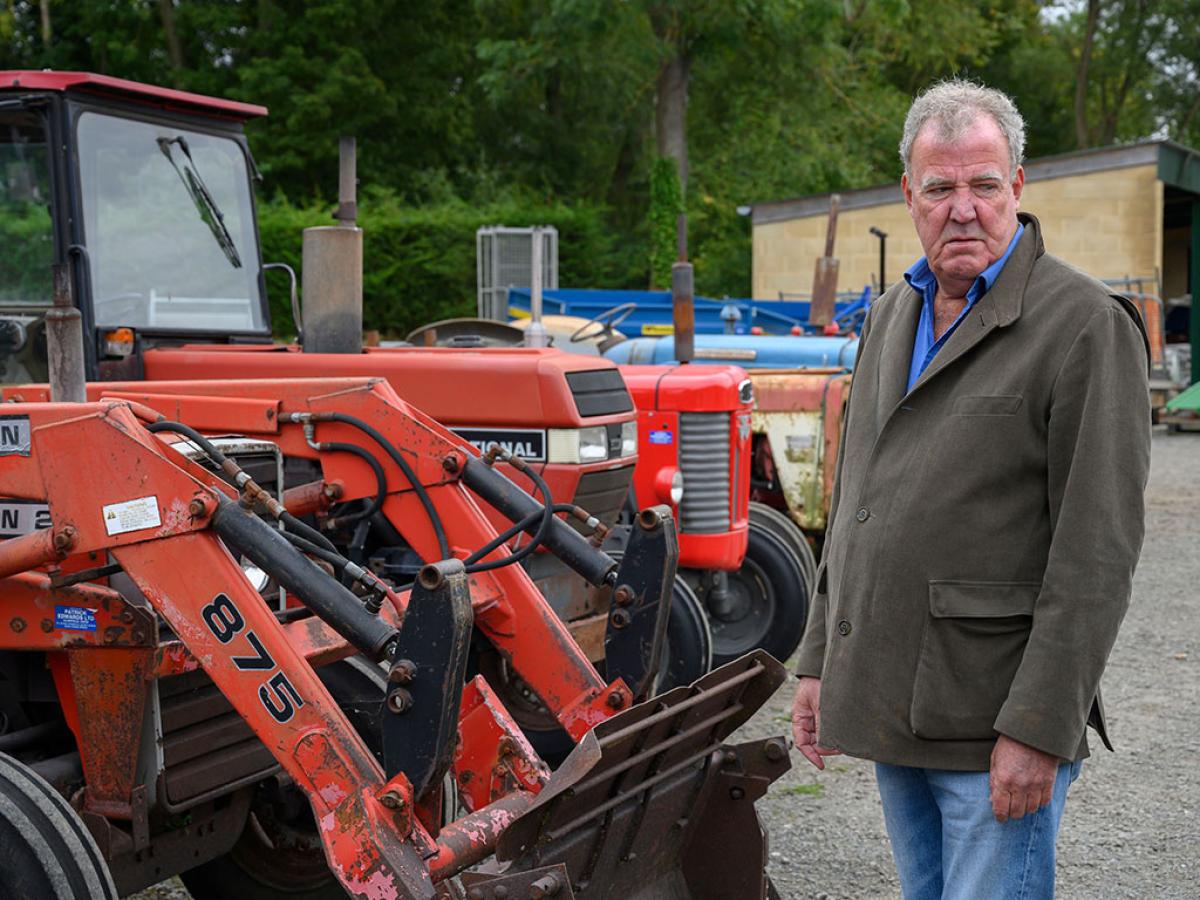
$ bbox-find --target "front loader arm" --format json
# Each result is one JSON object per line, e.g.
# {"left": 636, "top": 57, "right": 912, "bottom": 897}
{"left": 68, "top": 377, "right": 671, "bottom": 739}
{"left": 0, "top": 402, "right": 450, "bottom": 896}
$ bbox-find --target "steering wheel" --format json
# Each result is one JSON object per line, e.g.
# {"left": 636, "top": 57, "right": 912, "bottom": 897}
{"left": 569, "top": 302, "right": 637, "bottom": 343}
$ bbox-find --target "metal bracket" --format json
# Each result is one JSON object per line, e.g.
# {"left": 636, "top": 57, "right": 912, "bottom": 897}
{"left": 602, "top": 506, "right": 677, "bottom": 700}
{"left": 382, "top": 559, "right": 473, "bottom": 800}
{"left": 459, "top": 863, "right": 575, "bottom": 899}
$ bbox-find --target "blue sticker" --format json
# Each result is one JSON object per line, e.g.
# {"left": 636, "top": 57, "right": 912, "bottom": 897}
{"left": 54, "top": 606, "right": 97, "bottom": 632}
{"left": 648, "top": 430, "right": 674, "bottom": 445}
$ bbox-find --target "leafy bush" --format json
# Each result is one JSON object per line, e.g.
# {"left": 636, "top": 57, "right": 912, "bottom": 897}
{"left": 0, "top": 201, "right": 54, "bottom": 305}
{"left": 257, "top": 190, "right": 644, "bottom": 338}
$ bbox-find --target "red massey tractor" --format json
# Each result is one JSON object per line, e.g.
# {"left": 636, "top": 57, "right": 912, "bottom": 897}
{"left": 617, "top": 364, "right": 810, "bottom": 667}
{"left": 0, "top": 72, "right": 793, "bottom": 896}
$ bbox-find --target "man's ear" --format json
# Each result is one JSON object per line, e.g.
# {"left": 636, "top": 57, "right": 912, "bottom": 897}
{"left": 1011, "top": 165, "right": 1025, "bottom": 206}
{"left": 902, "top": 173, "right": 914, "bottom": 215}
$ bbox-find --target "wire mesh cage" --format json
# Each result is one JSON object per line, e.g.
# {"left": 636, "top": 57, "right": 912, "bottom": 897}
{"left": 476, "top": 226, "right": 558, "bottom": 321}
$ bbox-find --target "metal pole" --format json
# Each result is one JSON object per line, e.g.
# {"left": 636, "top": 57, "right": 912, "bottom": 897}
{"left": 302, "top": 138, "right": 363, "bottom": 353}
{"left": 336, "top": 136, "right": 357, "bottom": 227}
{"left": 1191, "top": 200, "right": 1200, "bottom": 385}
{"left": 870, "top": 226, "right": 888, "bottom": 294}
{"left": 46, "top": 263, "right": 86, "bottom": 403}
{"left": 672, "top": 214, "right": 695, "bottom": 364}
{"left": 525, "top": 227, "right": 548, "bottom": 348}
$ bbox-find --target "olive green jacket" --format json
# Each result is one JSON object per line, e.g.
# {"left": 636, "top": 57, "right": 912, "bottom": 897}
{"left": 794, "top": 213, "right": 1150, "bottom": 770}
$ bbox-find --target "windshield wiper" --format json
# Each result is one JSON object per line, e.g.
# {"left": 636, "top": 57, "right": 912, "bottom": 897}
{"left": 157, "top": 135, "right": 242, "bottom": 269}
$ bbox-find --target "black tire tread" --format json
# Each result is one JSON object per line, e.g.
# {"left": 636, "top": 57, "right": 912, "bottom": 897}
{"left": 0, "top": 751, "right": 117, "bottom": 900}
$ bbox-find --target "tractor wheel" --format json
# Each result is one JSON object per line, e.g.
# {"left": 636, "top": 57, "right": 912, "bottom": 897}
{"left": 658, "top": 576, "right": 713, "bottom": 690}
{"left": 708, "top": 521, "right": 809, "bottom": 667}
{"left": 181, "top": 656, "right": 457, "bottom": 900}
{"left": 748, "top": 501, "right": 818, "bottom": 593}
{"left": 0, "top": 751, "right": 117, "bottom": 900}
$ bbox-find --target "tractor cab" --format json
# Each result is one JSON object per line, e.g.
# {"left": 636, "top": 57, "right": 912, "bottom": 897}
{"left": 0, "top": 71, "right": 270, "bottom": 383}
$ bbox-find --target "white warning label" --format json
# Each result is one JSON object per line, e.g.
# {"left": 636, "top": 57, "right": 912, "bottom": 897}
{"left": 102, "top": 496, "right": 161, "bottom": 536}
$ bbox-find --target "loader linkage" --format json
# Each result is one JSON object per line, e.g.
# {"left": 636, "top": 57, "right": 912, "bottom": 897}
{"left": 0, "top": 382, "right": 790, "bottom": 898}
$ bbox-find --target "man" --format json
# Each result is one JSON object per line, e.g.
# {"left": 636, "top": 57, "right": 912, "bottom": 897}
{"left": 790, "top": 79, "right": 1150, "bottom": 899}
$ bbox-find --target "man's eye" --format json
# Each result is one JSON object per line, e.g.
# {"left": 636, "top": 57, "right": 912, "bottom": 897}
{"left": 974, "top": 184, "right": 999, "bottom": 195}
{"left": 926, "top": 187, "right": 950, "bottom": 198}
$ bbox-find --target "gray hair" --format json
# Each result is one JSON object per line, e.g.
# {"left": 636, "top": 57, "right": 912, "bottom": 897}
{"left": 899, "top": 79, "right": 1025, "bottom": 179}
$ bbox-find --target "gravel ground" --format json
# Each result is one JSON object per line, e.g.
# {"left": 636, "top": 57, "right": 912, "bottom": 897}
{"left": 134, "top": 428, "right": 1198, "bottom": 899}
{"left": 739, "top": 427, "right": 1200, "bottom": 899}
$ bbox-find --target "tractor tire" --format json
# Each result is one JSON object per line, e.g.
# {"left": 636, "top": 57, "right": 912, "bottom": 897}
{"left": 0, "top": 751, "right": 117, "bottom": 900}
{"left": 748, "top": 501, "right": 818, "bottom": 593}
{"left": 708, "top": 521, "right": 809, "bottom": 667}
{"left": 659, "top": 576, "right": 713, "bottom": 690}
{"left": 180, "top": 656, "right": 458, "bottom": 900}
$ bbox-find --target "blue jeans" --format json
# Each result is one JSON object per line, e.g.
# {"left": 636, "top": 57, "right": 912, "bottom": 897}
{"left": 875, "top": 760, "right": 1082, "bottom": 900}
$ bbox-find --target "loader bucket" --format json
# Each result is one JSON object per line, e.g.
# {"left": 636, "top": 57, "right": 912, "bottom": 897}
{"left": 493, "top": 650, "right": 789, "bottom": 899}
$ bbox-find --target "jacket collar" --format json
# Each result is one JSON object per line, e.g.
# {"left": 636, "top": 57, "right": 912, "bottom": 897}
{"left": 878, "top": 212, "right": 1044, "bottom": 405}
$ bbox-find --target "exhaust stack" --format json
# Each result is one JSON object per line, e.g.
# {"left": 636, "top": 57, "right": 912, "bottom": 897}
{"left": 672, "top": 214, "right": 695, "bottom": 364}
{"left": 46, "top": 263, "right": 86, "bottom": 402}
{"left": 302, "top": 137, "right": 363, "bottom": 354}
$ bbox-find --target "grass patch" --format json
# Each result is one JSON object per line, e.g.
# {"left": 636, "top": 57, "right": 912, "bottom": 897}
{"left": 781, "top": 783, "right": 824, "bottom": 797}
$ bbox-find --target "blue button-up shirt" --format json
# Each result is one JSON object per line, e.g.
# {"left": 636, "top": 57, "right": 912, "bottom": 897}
{"left": 904, "top": 224, "right": 1024, "bottom": 392}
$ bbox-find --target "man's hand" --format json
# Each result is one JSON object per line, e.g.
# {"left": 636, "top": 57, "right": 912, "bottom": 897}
{"left": 989, "top": 734, "right": 1060, "bottom": 822}
{"left": 791, "top": 677, "right": 841, "bottom": 770}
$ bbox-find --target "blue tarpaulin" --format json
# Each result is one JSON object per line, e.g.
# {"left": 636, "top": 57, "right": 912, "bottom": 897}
{"left": 506, "top": 287, "right": 871, "bottom": 337}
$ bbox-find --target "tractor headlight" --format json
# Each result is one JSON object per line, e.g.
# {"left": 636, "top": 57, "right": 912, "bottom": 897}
{"left": 620, "top": 420, "right": 638, "bottom": 457}
{"left": 547, "top": 426, "right": 609, "bottom": 463}
{"left": 654, "top": 467, "right": 684, "bottom": 506}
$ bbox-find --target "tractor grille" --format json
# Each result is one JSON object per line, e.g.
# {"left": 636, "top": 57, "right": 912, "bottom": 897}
{"left": 678, "top": 413, "right": 731, "bottom": 534}
{"left": 571, "top": 464, "right": 635, "bottom": 529}
{"left": 565, "top": 369, "right": 634, "bottom": 417}
{"left": 157, "top": 669, "right": 278, "bottom": 811}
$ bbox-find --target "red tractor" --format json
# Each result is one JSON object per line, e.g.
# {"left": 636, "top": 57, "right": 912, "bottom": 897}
{"left": 619, "top": 364, "right": 809, "bottom": 666}
{"left": 0, "top": 71, "right": 793, "bottom": 896}
{"left": 0, "top": 378, "right": 790, "bottom": 897}
{"left": 0, "top": 69, "right": 765, "bottom": 690}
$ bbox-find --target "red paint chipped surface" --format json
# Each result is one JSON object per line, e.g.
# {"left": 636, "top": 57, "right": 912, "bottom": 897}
{"left": 158, "top": 498, "right": 192, "bottom": 537}
{"left": 319, "top": 782, "right": 350, "bottom": 805}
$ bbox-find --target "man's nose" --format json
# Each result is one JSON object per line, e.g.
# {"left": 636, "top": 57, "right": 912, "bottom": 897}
{"left": 949, "top": 188, "right": 977, "bottom": 222}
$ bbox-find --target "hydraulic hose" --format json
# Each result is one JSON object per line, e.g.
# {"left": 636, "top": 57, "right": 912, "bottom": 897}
{"left": 460, "top": 455, "right": 618, "bottom": 586}
{"left": 311, "top": 412, "right": 451, "bottom": 561}
{"left": 146, "top": 420, "right": 230, "bottom": 467}
{"left": 148, "top": 418, "right": 339, "bottom": 554}
{"left": 212, "top": 498, "right": 396, "bottom": 659}
{"left": 460, "top": 450, "right": 555, "bottom": 575}
{"left": 462, "top": 502, "right": 602, "bottom": 574}
{"left": 320, "top": 441, "right": 387, "bottom": 526}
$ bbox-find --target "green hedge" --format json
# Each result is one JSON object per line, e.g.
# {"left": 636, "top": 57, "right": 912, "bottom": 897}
{"left": 257, "top": 191, "right": 644, "bottom": 339}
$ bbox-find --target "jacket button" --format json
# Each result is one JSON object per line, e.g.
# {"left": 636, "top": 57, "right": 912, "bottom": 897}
{"left": 837, "top": 620, "right": 852, "bottom": 636}
{"left": 855, "top": 507, "right": 870, "bottom": 522}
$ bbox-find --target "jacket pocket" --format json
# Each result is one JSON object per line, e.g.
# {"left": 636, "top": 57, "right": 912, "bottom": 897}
{"left": 953, "top": 394, "right": 1023, "bottom": 416}
{"left": 910, "top": 581, "right": 1040, "bottom": 741}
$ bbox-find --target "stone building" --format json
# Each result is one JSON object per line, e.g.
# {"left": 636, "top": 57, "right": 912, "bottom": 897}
{"left": 748, "top": 141, "right": 1199, "bottom": 348}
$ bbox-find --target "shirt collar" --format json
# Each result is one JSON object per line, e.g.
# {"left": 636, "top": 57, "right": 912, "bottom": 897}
{"left": 904, "top": 223, "right": 1025, "bottom": 303}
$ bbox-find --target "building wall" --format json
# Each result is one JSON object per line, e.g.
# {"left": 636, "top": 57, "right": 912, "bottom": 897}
{"left": 752, "top": 163, "right": 1162, "bottom": 298}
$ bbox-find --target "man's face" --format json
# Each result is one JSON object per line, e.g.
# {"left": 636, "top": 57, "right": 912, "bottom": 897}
{"left": 901, "top": 115, "right": 1024, "bottom": 291}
